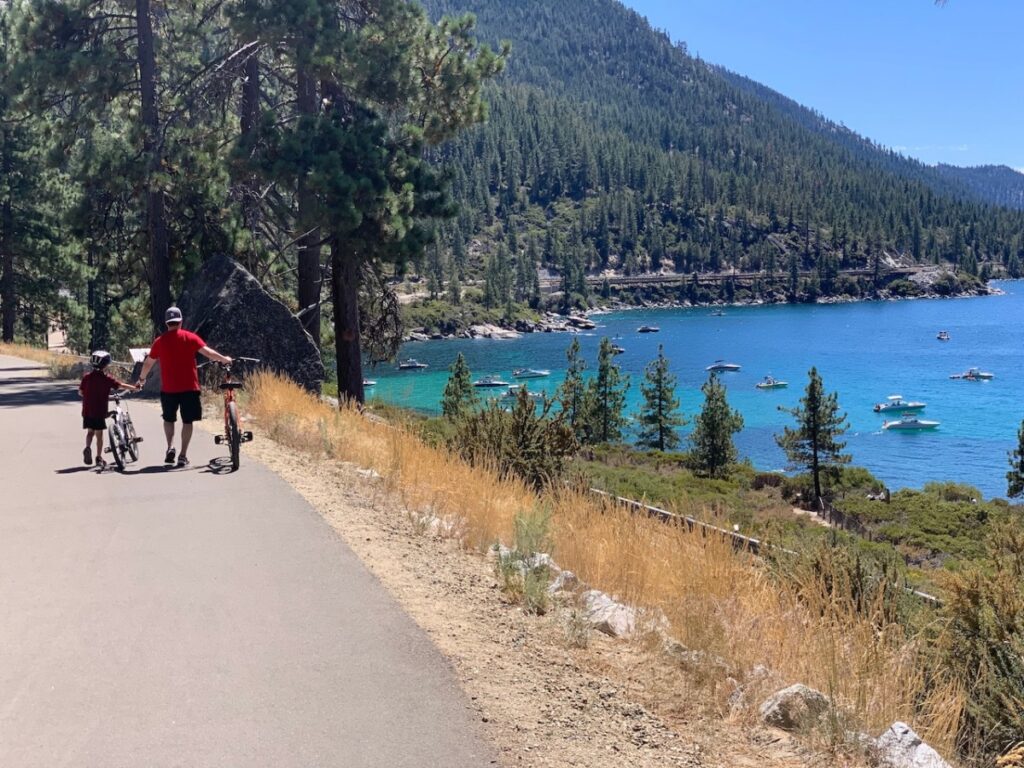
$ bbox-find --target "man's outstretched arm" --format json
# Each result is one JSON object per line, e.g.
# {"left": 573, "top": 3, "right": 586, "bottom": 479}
{"left": 199, "top": 346, "right": 233, "bottom": 365}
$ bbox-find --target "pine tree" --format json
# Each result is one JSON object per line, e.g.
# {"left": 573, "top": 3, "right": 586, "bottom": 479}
{"left": 442, "top": 353, "right": 477, "bottom": 419}
{"left": 637, "top": 345, "right": 685, "bottom": 451}
{"left": 1007, "top": 420, "right": 1024, "bottom": 498}
{"left": 583, "top": 337, "right": 629, "bottom": 444}
{"left": 559, "top": 337, "right": 588, "bottom": 441}
{"left": 776, "top": 367, "right": 851, "bottom": 507}
{"left": 690, "top": 373, "right": 743, "bottom": 478}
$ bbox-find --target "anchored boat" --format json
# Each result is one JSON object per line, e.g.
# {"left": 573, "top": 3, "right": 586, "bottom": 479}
{"left": 755, "top": 376, "right": 788, "bottom": 389}
{"left": 502, "top": 385, "right": 544, "bottom": 401}
{"left": 397, "top": 359, "right": 428, "bottom": 370}
{"left": 638, "top": 325, "right": 660, "bottom": 333}
{"left": 883, "top": 415, "right": 940, "bottom": 431}
{"left": 873, "top": 395, "right": 926, "bottom": 413}
{"left": 706, "top": 360, "right": 741, "bottom": 372}
{"left": 473, "top": 375, "right": 511, "bottom": 388}
{"left": 950, "top": 367, "right": 994, "bottom": 381}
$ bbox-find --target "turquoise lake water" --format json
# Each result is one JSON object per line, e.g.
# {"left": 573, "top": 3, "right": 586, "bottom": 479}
{"left": 367, "top": 281, "right": 1024, "bottom": 499}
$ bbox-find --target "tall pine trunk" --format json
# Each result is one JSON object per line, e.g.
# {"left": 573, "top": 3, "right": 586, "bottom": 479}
{"left": 331, "top": 238, "right": 364, "bottom": 404}
{"left": 237, "top": 53, "right": 260, "bottom": 273}
{"left": 136, "top": 0, "right": 171, "bottom": 334}
{"left": 0, "top": 124, "right": 13, "bottom": 342}
{"left": 295, "top": 65, "right": 321, "bottom": 347}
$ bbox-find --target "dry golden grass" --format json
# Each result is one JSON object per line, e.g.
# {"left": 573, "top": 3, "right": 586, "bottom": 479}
{"left": 247, "top": 371, "right": 964, "bottom": 756}
{"left": 0, "top": 342, "right": 80, "bottom": 378}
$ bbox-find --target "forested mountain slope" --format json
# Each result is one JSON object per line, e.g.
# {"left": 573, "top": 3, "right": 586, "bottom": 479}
{"left": 418, "top": 0, "right": 1024, "bottom": 309}
{"left": 933, "top": 164, "right": 1024, "bottom": 211}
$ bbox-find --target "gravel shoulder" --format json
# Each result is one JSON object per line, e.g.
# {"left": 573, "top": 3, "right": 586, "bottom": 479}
{"left": 244, "top": 434, "right": 856, "bottom": 768}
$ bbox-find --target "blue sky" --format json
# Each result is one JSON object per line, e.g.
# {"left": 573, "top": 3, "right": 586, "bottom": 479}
{"left": 622, "top": 1, "right": 1024, "bottom": 171}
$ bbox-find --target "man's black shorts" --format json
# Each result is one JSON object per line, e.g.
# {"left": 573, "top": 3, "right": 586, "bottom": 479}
{"left": 161, "top": 391, "right": 203, "bottom": 424}
{"left": 82, "top": 416, "right": 107, "bottom": 430}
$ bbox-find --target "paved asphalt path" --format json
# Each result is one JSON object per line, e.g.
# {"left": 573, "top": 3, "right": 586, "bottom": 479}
{"left": 0, "top": 355, "right": 495, "bottom": 767}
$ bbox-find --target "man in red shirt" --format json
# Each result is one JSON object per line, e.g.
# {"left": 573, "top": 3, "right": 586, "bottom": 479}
{"left": 136, "top": 306, "right": 232, "bottom": 468}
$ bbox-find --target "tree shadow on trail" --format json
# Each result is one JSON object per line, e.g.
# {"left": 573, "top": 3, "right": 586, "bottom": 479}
{"left": 0, "top": 378, "right": 78, "bottom": 408}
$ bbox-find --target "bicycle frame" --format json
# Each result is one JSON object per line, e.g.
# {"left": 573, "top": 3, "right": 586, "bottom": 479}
{"left": 207, "top": 358, "right": 258, "bottom": 470}
{"left": 105, "top": 390, "right": 141, "bottom": 470}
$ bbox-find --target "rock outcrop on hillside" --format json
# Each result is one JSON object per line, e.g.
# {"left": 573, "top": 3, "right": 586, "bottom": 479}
{"left": 174, "top": 255, "right": 324, "bottom": 393}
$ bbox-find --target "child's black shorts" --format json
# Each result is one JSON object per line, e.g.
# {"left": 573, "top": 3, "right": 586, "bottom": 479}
{"left": 160, "top": 391, "right": 203, "bottom": 424}
{"left": 83, "top": 416, "right": 106, "bottom": 430}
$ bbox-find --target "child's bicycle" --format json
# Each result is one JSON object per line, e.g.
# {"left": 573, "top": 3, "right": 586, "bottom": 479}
{"left": 106, "top": 390, "right": 142, "bottom": 471}
{"left": 202, "top": 357, "right": 260, "bottom": 471}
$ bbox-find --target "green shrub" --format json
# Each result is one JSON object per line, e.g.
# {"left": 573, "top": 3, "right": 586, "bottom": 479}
{"left": 495, "top": 506, "right": 554, "bottom": 615}
{"left": 935, "top": 520, "right": 1024, "bottom": 762}
{"left": 452, "top": 389, "right": 577, "bottom": 489}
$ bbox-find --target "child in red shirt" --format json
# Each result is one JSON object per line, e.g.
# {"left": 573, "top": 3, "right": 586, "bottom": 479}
{"left": 79, "top": 351, "right": 138, "bottom": 467}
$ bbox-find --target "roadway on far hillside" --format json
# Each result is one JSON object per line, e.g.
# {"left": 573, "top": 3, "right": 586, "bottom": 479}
{"left": 0, "top": 354, "right": 495, "bottom": 767}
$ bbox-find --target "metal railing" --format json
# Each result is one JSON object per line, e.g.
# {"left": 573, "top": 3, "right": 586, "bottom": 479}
{"left": 588, "top": 487, "right": 942, "bottom": 608}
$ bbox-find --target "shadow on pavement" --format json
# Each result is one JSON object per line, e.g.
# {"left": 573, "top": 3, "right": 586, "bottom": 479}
{"left": 203, "top": 457, "right": 236, "bottom": 476}
{"left": 122, "top": 464, "right": 174, "bottom": 476}
{"left": 54, "top": 466, "right": 96, "bottom": 475}
{"left": 0, "top": 378, "right": 78, "bottom": 408}
{"left": 0, "top": 366, "right": 49, "bottom": 373}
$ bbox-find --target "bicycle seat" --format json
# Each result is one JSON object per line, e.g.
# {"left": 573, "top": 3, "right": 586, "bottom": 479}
{"left": 219, "top": 381, "right": 245, "bottom": 390}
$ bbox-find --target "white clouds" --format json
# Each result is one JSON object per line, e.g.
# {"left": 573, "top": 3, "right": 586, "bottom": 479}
{"left": 892, "top": 143, "right": 970, "bottom": 154}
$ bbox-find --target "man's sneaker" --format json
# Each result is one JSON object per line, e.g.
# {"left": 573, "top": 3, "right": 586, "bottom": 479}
{"left": 95, "top": 456, "right": 107, "bottom": 469}
{"left": 176, "top": 455, "right": 190, "bottom": 468}
{"left": 164, "top": 447, "right": 176, "bottom": 465}
{"left": 83, "top": 446, "right": 92, "bottom": 465}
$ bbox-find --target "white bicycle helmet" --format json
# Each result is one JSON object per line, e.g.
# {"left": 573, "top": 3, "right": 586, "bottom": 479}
{"left": 90, "top": 350, "right": 111, "bottom": 369}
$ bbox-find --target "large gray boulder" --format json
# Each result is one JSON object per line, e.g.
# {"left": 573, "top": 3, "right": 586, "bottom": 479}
{"left": 876, "top": 722, "right": 952, "bottom": 768}
{"left": 175, "top": 254, "right": 324, "bottom": 393}
{"left": 759, "top": 684, "right": 830, "bottom": 731}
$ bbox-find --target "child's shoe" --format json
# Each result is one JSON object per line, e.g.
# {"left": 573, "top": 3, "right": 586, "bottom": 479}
{"left": 95, "top": 456, "right": 107, "bottom": 469}
{"left": 83, "top": 446, "right": 93, "bottom": 465}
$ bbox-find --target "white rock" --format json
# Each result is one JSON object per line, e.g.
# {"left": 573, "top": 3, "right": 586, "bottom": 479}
{"left": 547, "top": 570, "right": 579, "bottom": 594}
{"left": 525, "top": 552, "right": 557, "bottom": 571}
{"left": 876, "top": 722, "right": 952, "bottom": 768}
{"left": 582, "top": 589, "right": 636, "bottom": 638}
{"left": 759, "top": 684, "right": 830, "bottom": 731}
{"left": 355, "top": 468, "right": 381, "bottom": 480}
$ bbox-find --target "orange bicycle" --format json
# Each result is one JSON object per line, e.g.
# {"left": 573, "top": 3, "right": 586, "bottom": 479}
{"left": 205, "top": 357, "right": 259, "bottom": 471}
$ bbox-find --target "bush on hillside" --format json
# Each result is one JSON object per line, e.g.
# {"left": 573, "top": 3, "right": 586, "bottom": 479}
{"left": 934, "top": 520, "right": 1024, "bottom": 762}
{"left": 452, "top": 388, "right": 577, "bottom": 489}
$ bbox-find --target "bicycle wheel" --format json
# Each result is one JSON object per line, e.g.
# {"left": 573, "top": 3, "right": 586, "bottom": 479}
{"left": 123, "top": 413, "right": 139, "bottom": 462}
{"left": 107, "top": 420, "right": 126, "bottom": 471}
{"left": 228, "top": 401, "right": 241, "bottom": 471}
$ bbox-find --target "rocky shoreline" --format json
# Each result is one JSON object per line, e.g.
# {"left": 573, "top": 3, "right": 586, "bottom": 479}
{"left": 404, "top": 280, "right": 1002, "bottom": 342}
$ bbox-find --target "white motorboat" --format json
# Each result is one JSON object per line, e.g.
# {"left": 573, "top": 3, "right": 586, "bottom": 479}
{"left": 473, "top": 375, "right": 510, "bottom": 388}
{"left": 883, "top": 415, "right": 940, "bottom": 431}
{"left": 611, "top": 345, "right": 626, "bottom": 355}
{"left": 873, "top": 395, "right": 926, "bottom": 413}
{"left": 755, "top": 375, "right": 788, "bottom": 389}
{"left": 362, "top": 379, "right": 377, "bottom": 388}
{"left": 512, "top": 368, "right": 550, "bottom": 379}
{"left": 397, "top": 359, "right": 428, "bottom": 370}
{"left": 638, "top": 325, "right": 660, "bottom": 333}
{"left": 937, "top": 331, "right": 950, "bottom": 341}
{"left": 950, "top": 367, "right": 994, "bottom": 381}
{"left": 502, "top": 385, "right": 543, "bottom": 401}
{"left": 706, "top": 360, "right": 741, "bottom": 372}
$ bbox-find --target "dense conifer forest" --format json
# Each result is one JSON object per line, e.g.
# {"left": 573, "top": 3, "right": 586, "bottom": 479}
{"left": 416, "top": 0, "right": 1024, "bottom": 316}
